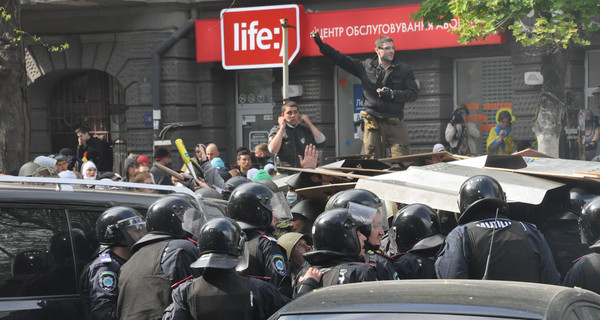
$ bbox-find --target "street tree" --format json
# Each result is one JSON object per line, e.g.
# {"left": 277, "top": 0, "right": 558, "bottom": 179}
{"left": 413, "top": 0, "right": 600, "bottom": 157}
{"left": 0, "top": 0, "right": 28, "bottom": 173}
{"left": 0, "top": 2, "right": 68, "bottom": 173}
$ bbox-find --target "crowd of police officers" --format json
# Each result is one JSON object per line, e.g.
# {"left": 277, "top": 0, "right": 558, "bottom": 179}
{"left": 80, "top": 172, "right": 600, "bottom": 320}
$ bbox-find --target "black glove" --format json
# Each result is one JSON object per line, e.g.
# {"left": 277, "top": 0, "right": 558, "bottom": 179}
{"left": 312, "top": 32, "right": 323, "bottom": 47}
{"left": 379, "top": 87, "right": 394, "bottom": 101}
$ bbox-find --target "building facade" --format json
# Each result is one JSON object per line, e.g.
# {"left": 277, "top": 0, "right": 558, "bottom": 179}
{"left": 21, "top": 0, "right": 600, "bottom": 173}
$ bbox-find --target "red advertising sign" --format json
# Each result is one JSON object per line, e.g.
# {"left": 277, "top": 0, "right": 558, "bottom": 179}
{"left": 219, "top": 4, "right": 303, "bottom": 70}
{"left": 195, "top": 4, "right": 505, "bottom": 64}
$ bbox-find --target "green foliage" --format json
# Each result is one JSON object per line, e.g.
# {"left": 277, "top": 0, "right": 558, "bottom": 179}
{"left": 412, "top": 0, "right": 600, "bottom": 52}
{"left": 1, "top": 5, "right": 69, "bottom": 52}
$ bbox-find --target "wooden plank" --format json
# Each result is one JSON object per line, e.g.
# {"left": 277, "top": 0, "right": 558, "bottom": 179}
{"left": 277, "top": 166, "right": 368, "bottom": 179}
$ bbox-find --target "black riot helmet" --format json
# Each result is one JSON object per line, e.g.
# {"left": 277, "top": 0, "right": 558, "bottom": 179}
{"left": 312, "top": 207, "right": 376, "bottom": 258}
{"left": 47, "top": 229, "right": 93, "bottom": 263}
{"left": 325, "top": 189, "right": 388, "bottom": 237}
{"left": 96, "top": 206, "right": 147, "bottom": 248}
{"left": 457, "top": 175, "right": 508, "bottom": 224}
{"left": 570, "top": 187, "right": 599, "bottom": 214}
{"left": 580, "top": 196, "right": 600, "bottom": 247}
{"left": 390, "top": 204, "right": 443, "bottom": 253}
{"left": 227, "top": 182, "right": 292, "bottom": 230}
{"left": 326, "top": 189, "right": 382, "bottom": 211}
{"left": 191, "top": 217, "right": 248, "bottom": 270}
{"left": 146, "top": 195, "right": 200, "bottom": 238}
{"left": 225, "top": 176, "right": 251, "bottom": 192}
{"left": 12, "top": 249, "right": 51, "bottom": 276}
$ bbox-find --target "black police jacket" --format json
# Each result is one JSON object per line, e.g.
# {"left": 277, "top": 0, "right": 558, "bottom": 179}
{"left": 163, "top": 269, "right": 290, "bottom": 320}
{"left": 563, "top": 243, "right": 600, "bottom": 294}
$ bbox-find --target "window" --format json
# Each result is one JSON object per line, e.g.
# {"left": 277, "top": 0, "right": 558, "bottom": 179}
{"left": 455, "top": 57, "right": 513, "bottom": 153}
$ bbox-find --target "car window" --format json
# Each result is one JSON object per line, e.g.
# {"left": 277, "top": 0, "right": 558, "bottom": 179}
{"left": 0, "top": 207, "right": 91, "bottom": 297}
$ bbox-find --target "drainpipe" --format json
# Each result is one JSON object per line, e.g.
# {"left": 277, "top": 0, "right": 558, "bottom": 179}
{"left": 152, "top": 18, "right": 197, "bottom": 140}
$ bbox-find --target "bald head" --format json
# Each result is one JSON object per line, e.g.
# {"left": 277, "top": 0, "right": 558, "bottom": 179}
{"left": 206, "top": 143, "right": 220, "bottom": 161}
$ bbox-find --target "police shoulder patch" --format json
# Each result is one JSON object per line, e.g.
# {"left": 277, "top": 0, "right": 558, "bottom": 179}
{"left": 99, "top": 271, "right": 118, "bottom": 292}
{"left": 271, "top": 254, "right": 287, "bottom": 276}
{"left": 99, "top": 252, "right": 112, "bottom": 263}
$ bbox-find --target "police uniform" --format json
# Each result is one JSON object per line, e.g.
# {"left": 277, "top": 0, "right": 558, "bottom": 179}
{"left": 81, "top": 248, "right": 125, "bottom": 320}
{"left": 367, "top": 250, "right": 399, "bottom": 280}
{"left": 163, "top": 269, "right": 290, "bottom": 320}
{"left": 436, "top": 217, "right": 560, "bottom": 284}
{"left": 294, "top": 252, "right": 377, "bottom": 298}
{"left": 563, "top": 247, "right": 600, "bottom": 294}
{"left": 392, "top": 251, "right": 437, "bottom": 279}
{"left": 240, "top": 230, "right": 292, "bottom": 296}
{"left": 117, "top": 234, "right": 200, "bottom": 320}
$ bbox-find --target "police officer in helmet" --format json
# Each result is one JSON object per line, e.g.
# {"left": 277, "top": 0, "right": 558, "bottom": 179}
{"left": 226, "top": 182, "right": 293, "bottom": 297}
{"left": 389, "top": 203, "right": 444, "bottom": 279}
{"left": 326, "top": 189, "right": 397, "bottom": 280}
{"left": 294, "top": 207, "right": 378, "bottom": 297}
{"left": 163, "top": 218, "right": 290, "bottom": 320}
{"left": 117, "top": 194, "right": 204, "bottom": 320}
{"left": 563, "top": 196, "right": 600, "bottom": 293}
{"left": 435, "top": 175, "right": 560, "bottom": 284}
{"left": 80, "top": 206, "right": 146, "bottom": 320}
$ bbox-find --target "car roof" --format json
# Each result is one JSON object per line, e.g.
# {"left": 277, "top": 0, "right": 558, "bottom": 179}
{"left": 0, "top": 176, "right": 197, "bottom": 211}
{"left": 276, "top": 280, "right": 600, "bottom": 319}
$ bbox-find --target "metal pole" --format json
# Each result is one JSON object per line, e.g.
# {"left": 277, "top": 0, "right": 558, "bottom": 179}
{"left": 281, "top": 18, "right": 289, "bottom": 104}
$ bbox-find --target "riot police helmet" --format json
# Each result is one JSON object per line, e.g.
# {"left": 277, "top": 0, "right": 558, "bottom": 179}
{"left": 191, "top": 217, "right": 248, "bottom": 270}
{"left": 227, "top": 182, "right": 292, "bottom": 230}
{"left": 570, "top": 187, "right": 599, "bottom": 214}
{"left": 11, "top": 249, "right": 51, "bottom": 276}
{"left": 96, "top": 206, "right": 146, "bottom": 248}
{"left": 225, "top": 176, "right": 251, "bottom": 192}
{"left": 457, "top": 175, "right": 508, "bottom": 224}
{"left": 195, "top": 187, "right": 223, "bottom": 200}
{"left": 390, "top": 203, "right": 443, "bottom": 253}
{"left": 311, "top": 206, "right": 377, "bottom": 258}
{"left": 146, "top": 194, "right": 201, "bottom": 238}
{"left": 580, "top": 196, "right": 600, "bottom": 247}
{"left": 325, "top": 188, "right": 388, "bottom": 237}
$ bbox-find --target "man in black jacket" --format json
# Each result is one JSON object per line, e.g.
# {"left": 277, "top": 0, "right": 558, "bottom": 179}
{"left": 75, "top": 126, "right": 112, "bottom": 173}
{"left": 311, "top": 30, "right": 419, "bottom": 158}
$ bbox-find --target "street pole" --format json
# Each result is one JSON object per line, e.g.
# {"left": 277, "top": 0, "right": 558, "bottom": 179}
{"left": 281, "top": 18, "right": 289, "bottom": 104}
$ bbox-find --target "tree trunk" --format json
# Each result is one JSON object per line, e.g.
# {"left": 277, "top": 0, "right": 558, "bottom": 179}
{"left": 0, "top": 0, "right": 29, "bottom": 174}
{"left": 533, "top": 49, "right": 568, "bottom": 157}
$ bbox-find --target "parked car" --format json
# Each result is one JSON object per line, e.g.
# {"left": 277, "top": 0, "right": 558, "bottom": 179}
{"left": 270, "top": 279, "right": 600, "bottom": 320}
{"left": 0, "top": 176, "right": 213, "bottom": 320}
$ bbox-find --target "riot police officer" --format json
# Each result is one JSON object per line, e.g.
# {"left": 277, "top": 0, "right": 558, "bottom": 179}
{"left": 80, "top": 207, "right": 146, "bottom": 320}
{"left": 563, "top": 196, "right": 600, "bottom": 293}
{"left": 435, "top": 175, "right": 560, "bottom": 284}
{"left": 295, "top": 207, "right": 378, "bottom": 297}
{"left": 117, "top": 195, "right": 204, "bottom": 320}
{"left": 163, "top": 218, "right": 290, "bottom": 320}
{"left": 389, "top": 203, "right": 444, "bottom": 279}
{"left": 326, "top": 189, "right": 397, "bottom": 280}
{"left": 227, "top": 182, "right": 293, "bottom": 297}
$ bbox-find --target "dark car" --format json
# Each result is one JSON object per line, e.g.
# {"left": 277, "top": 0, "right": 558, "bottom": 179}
{"left": 0, "top": 176, "right": 208, "bottom": 320}
{"left": 270, "top": 280, "right": 600, "bottom": 320}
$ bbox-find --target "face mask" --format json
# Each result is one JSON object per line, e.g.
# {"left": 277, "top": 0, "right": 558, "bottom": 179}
{"left": 586, "top": 120, "right": 593, "bottom": 127}
{"left": 286, "top": 191, "right": 298, "bottom": 207}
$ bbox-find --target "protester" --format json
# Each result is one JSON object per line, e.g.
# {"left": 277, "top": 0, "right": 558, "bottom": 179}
{"left": 311, "top": 29, "right": 419, "bottom": 158}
